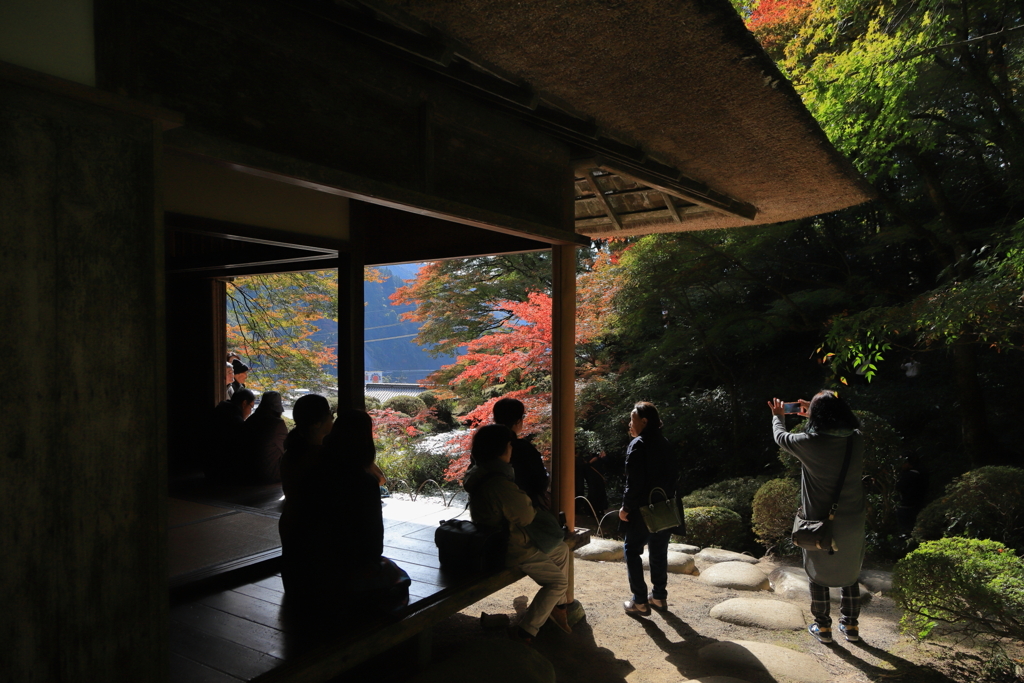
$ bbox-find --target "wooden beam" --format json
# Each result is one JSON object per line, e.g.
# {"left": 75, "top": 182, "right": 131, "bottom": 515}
{"left": 575, "top": 157, "right": 758, "bottom": 221}
{"left": 662, "top": 192, "right": 683, "bottom": 222}
{"left": 575, "top": 205, "right": 713, "bottom": 229}
{"left": 166, "top": 213, "right": 344, "bottom": 253}
{"left": 166, "top": 255, "right": 340, "bottom": 276}
{"left": 582, "top": 171, "right": 622, "bottom": 230}
{"left": 164, "top": 130, "right": 588, "bottom": 247}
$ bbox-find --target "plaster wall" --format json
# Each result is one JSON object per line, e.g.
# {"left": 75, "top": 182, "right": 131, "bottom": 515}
{"left": 0, "top": 82, "right": 166, "bottom": 680}
{"left": 0, "top": 0, "right": 96, "bottom": 86}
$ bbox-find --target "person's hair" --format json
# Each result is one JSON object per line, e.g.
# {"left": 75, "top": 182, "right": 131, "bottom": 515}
{"left": 230, "top": 389, "right": 255, "bottom": 405}
{"left": 492, "top": 398, "right": 525, "bottom": 428}
{"left": 471, "top": 424, "right": 515, "bottom": 464}
{"left": 805, "top": 390, "right": 860, "bottom": 433}
{"left": 251, "top": 391, "right": 284, "bottom": 419}
{"left": 633, "top": 401, "right": 662, "bottom": 432}
{"left": 285, "top": 394, "right": 333, "bottom": 452}
{"left": 324, "top": 409, "right": 376, "bottom": 468}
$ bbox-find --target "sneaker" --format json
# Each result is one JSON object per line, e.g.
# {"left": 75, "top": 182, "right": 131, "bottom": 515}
{"left": 623, "top": 600, "right": 651, "bottom": 617}
{"left": 547, "top": 605, "right": 572, "bottom": 633}
{"left": 808, "top": 623, "right": 833, "bottom": 644}
{"left": 839, "top": 623, "right": 860, "bottom": 642}
{"left": 648, "top": 594, "right": 668, "bottom": 611}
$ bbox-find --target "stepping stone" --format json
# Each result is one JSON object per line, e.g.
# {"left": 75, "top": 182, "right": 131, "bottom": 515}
{"left": 700, "top": 562, "right": 769, "bottom": 591}
{"left": 574, "top": 538, "right": 624, "bottom": 561}
{"left": 768, "top": 566, "right": 872, "bottom": 604}
{"left": 669, "top": 542, "right": 700, "bottom": 554}
{"left": 709, "top": 597, "right": 805, "bottom": 630}
{"left": 699, "top": 640, "right": 830, "bottom": 683}
{"left": 696, "top": 548, "right": 759, "bottom": 564}
{"left": 682, "top": 678, "right": 754, "bottom": 683}
{"left": 411, "top": 639, "right": 555, "bottom": 683}
{"left": 641, "top": 549, "right": 696, "bottom": 574}
{"left": 859, "top": 569, "right": 892, "bottom": 594}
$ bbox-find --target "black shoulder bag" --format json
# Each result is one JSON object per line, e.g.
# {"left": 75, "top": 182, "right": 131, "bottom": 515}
{"left": 792, "top": 436, "right": 853, "bottom": 555}
{"left": 435, "top": 472, "right": 509, "bottom": 574}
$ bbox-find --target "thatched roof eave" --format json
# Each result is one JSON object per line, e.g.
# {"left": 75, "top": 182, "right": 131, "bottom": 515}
{"left": 364, "top": 0, "right": 874, "bottom": 236}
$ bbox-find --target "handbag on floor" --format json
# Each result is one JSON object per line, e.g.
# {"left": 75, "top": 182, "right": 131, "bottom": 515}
{"left": 639, "top": 486, "right": 685, "bottom": 534}
{"left": 792, "top": 436, "right": 853, "bottom": 554}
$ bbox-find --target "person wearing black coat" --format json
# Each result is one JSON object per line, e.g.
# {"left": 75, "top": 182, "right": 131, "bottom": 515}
{"left": 618, "top": 401, "right": 677, "bottom": 617}
{"left": 493, "top": 398, "right": 551, "bottom": 510}
{"left": 279, "top": 408, "right": 409, "bottom": 620}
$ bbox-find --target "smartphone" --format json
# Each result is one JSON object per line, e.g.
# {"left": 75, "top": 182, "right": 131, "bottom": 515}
{"left": 783, "top": 402, "right": 802, "bottom": 414}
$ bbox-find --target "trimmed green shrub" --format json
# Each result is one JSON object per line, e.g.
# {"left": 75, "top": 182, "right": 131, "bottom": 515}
{"left": 913, "top": 466, "right": 1024, "bottom": 551}
{"left": 682, "top": 476, "right": 770, "bottom": 523}
{"left": 364, "top": 396, "right": 382, "bottom": 411}
{"left": 383, "top": 394, "right": 427, "bottom": 417}
{"left": 681, "top": 506, "right": 745, "bottom": 550}
{"left": 892, "top": 537, "right": 1024, "bottom": 642}
{"left": 418, "top": 390, "right": 439, "bottom": 408}
{"left": 751, "top": 478, "right": 801, "bottom": 555}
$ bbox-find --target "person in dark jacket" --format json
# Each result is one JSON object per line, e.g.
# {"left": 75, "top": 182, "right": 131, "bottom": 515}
{"left": 203, "top": 389, "right": 255, "bottom": 482}
{"left": 279, "top": 408, "right": 409, "bottom": 620}
{"left": 619, "top": 401, "right": 677, "bottom": 616}
{"left": 240, "top": 391, "right": 288, "bottom": 483}
{"left": 493, "top": 397, "right": 550, "bottom": 510}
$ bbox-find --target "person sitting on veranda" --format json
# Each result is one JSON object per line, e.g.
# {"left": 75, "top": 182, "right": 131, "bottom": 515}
{"left": 492, "top": 398, "right": 550, "bottom": 510}
{"left": 463, "top": 424, "right": 573, "bottom": 642}
{"left": 240, "top": 391, "right": 288, "bottom": 484}
{"left": 279, "top": 407, "right": 409, "bottom": 620}
{"left": 203, "top": 389, "right": 255, "bottom": 482}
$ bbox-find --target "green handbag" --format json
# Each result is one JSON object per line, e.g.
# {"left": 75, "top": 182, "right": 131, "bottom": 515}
{"left": 639, "top": 487, "right": 685, "bottom": 534}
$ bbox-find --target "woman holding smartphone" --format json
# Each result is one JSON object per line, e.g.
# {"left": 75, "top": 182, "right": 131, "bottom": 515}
{"left": 768, "top": 391, "right": 865, "bottom": 644}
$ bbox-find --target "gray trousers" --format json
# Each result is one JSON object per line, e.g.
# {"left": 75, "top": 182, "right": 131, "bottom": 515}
{"left": 517, "top": 542, "right": 572, "bottom": 636}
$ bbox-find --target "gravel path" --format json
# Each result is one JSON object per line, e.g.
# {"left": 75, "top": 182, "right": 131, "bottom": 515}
{"left": 415, "top": 553, "right": 1013, "bottom": 683}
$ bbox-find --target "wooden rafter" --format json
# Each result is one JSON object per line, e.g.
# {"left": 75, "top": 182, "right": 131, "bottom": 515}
{"left": 581, "top": 170, "right": 623, "bottom": 230}
{"left": 575, "top": 157, "right": 758, "bottom": 221}
{"left": 662, "top": 192, "right": 682, "bottom": 222}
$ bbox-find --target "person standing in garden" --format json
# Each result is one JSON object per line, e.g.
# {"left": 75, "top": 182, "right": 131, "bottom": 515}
{"left": 619, "top": 401, "right": 678, "bottom": 616}
{"left": 768, "top": 390, "right": 865, "bottom": 643}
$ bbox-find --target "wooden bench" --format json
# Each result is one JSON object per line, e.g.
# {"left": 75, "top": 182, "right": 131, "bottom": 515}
{"left": 169, "top": 494, "right": 590, "bottom": 682}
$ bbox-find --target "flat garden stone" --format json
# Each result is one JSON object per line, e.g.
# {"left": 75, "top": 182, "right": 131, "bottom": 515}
{"left": 709, "top": 597, "right": 805, "bottom": 630}
{"left": 859, "top": 568, "right": 893, "bottom": 594}
{"left": 700, "top": 562, "right": 770, "bottom": 590}
{"left": 668, "top": 542, "right": 700, "bottom": 554}
{"left": 574, "top": 538, "right": 624, "bottom": 561}
{"left": 768, "top": 566, "right": 873, "bottom": 604}
{"left": 699, "top": 640, "right": 830, "bottom": 683}
{"left": 696, "top": 548, "right": 759, "bottom": 564}
{"left": 641, "top": 549, "right": 696, "bottom": 574}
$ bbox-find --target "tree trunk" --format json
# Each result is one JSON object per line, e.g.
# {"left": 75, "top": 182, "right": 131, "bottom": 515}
{"left": 952, "top": 343, "right": 992, "bottom": 467}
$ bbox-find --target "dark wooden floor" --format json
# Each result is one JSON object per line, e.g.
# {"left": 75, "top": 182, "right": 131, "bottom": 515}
{"left": 169, "top": 497, "right": 469, "bottom": 682}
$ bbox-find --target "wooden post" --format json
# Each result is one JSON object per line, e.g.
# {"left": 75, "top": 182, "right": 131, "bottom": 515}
{"left": 341, "top": 203, "right": 367, "bottom": 411}
{"left": 551, "top": 243, "right": 577, "bottom": 596}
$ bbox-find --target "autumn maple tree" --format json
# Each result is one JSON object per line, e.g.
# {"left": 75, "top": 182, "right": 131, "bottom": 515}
{"left": 227, "top": 267, "right": 385, "bottom": 393}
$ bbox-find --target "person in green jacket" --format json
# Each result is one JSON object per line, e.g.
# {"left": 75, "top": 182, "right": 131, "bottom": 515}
{"left": 464, "top": 424, "right": 573, "bottom": 642}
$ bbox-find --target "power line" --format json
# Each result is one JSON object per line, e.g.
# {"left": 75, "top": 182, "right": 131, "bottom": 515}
{"left": 365, "top": 333, "right": 419, "bottom": 342}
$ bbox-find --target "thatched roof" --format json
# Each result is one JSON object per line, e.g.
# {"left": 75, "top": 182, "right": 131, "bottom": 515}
{"left": 361, "top": 0, "right": 873, "bottom": 237}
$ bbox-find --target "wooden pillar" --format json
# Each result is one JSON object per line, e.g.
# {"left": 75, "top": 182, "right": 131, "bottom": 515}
{"left": 551, "top": 244, "right": 577, "bottom": 530}
{"left": 551, "top": 243, "right": 577, "bottom": 601}
{"left": 340, "top": 202, "right": 367, "bottom": 411}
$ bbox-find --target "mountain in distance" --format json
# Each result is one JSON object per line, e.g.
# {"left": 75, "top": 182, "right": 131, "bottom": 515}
{"left": 363, "top": 264, "right": 458, "bottom": 384}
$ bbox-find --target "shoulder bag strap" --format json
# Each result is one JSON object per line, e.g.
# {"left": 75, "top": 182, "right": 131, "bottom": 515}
{"left": 827, "top": 436, "right": 855, "bottom": 520}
